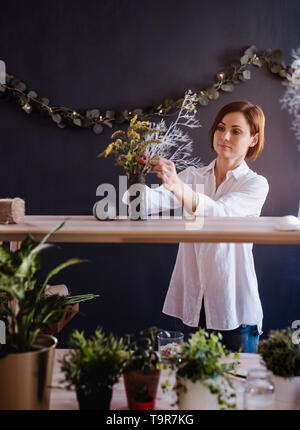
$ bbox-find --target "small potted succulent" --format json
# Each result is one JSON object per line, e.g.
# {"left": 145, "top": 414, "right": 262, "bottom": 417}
{"left": 61, "top": 328, "right": 126, "bottom": 410}
{"left": 122, "top": 327, "right": 163, "bottom": 410}
{"left": 163, "top": 329, "right": 239, "bottom": 410}
{"left": 258, "top": 328, "right": 300, "bottom": 409}
{"left": 0, "top": 220, "right": 98, "bottom": 410}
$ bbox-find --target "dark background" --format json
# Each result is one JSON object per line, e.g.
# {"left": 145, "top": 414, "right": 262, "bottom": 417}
{"left": 0, "top": 0, "right": 299, "bottom": 347}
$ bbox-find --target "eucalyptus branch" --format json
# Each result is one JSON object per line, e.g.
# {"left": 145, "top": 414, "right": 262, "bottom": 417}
{"left": 0, "top": 46, "right": 294, "bottom": 135}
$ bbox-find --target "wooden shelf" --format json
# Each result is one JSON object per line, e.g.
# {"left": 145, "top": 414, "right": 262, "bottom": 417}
{"left": 0, "top": 215, "right": 299, "bottom": 244}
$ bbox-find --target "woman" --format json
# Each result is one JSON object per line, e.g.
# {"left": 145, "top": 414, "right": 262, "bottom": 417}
{"left": 137, "top": 100, "right": 269, "bottom": 353}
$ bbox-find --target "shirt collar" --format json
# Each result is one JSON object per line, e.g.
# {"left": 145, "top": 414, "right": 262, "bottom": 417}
{"left": 202, "top": 158, "right": 250, "bottom": 180}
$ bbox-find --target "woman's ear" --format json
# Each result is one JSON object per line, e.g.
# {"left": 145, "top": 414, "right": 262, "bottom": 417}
{"left": 249, "top": 133, "right": 259, "bottom": 147}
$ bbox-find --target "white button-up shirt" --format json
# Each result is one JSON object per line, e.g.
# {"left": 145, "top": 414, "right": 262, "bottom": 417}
{"left": 123, "top": 158, "right": 269, "bottom": 334}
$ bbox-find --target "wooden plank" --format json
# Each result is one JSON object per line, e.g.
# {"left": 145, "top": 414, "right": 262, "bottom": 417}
{"left": 0, "top": 215, "right": 298, "bottom": 244}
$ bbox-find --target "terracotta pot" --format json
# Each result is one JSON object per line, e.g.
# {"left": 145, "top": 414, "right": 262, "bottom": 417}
{"left": 0, "top": 334, "right": 57, "bottom": 410}
{"left": 123, "top": 369, "right": 161, "bottom": 409}
{"left": 127, "top": 172, "right": 147, "bottom": 221}
{"left": 131, "top": 398, "right": 155, "bottom": 410}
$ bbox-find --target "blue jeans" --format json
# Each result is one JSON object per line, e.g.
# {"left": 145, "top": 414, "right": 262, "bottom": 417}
{"left": 173, "top": 301, "right": 260, "bottom": 353}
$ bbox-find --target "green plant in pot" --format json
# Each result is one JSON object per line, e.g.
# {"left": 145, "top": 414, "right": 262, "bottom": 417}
{"left": 164, "top": 329, "right": 239, "bottom": 410}
{"left": 122, "top": 326, "right": 163, "bottom": 410}
{"left": 0, "top": 220, "right": 98, "bottom": 410}
{"left": 258, "top": 328, "right": 300, "bottom": 409}
{"left": 61, "top": 328, "right": 126, "bottom": 410}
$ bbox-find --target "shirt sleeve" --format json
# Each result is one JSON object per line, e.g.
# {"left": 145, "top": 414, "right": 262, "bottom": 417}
{"left": 194, "top": 175, "right": 269, "bottom": 217}
{"left": 121, "top": 168, "right": 191, "bottom": 214}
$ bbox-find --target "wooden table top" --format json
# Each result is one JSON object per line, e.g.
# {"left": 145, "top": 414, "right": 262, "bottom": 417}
{"left": 0, "top": 215, "right": 300, "bottom": 244}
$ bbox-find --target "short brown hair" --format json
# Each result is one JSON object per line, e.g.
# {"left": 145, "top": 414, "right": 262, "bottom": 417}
{"left": 209, "top": 101, "right": 265, "bottom": 160}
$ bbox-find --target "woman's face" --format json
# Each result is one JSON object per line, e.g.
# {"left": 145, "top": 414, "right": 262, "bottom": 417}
{"left": 213, "top": 111, "right": 258, "bottom": 161}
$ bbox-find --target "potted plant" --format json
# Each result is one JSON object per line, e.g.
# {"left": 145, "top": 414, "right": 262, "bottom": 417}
{"left": 164, "top": 329, "right": 239, "bottom": 410}
{"left": 0, "top": 220, "right": 98, "bottom": 410}
{"left": 258, "top": 328, "right": 300, "bottom": 409}
{"left": 98, "top": 115, "right": 163, "bottom": 220}
{"left": 97, "top": 91, "right": 202, "bottom": 221}
{"left": 122, "top": 326, "right": 163, "bottom": 410}
{"left": 61, "top": 328, "right": 126, "bottom": 410}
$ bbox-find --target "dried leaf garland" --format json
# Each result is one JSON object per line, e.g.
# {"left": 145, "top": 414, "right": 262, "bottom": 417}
{"left": 0, "top": 46, "right": 294, "bottom": 136}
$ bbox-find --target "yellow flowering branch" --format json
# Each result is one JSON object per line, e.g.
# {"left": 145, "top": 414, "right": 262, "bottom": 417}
{"left": 97, "top": 115, "right": 163, "bottom": 175}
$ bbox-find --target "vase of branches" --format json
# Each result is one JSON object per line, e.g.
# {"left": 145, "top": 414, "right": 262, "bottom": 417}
{"left": 98, "top": 115, "right": 162, "bottom": 220}
{"left": 98, "top": 90, "right": 202, "bottom": 220}
{"left": 127, "top": 170, "right": 148, "bottom": 221}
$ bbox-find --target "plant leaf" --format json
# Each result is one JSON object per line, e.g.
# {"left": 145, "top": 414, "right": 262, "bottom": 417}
{"left": 242, "top": 70, "right": 251, "bottom": 80}
{"left": 220, "top": 83, "right": 234, "bottom": 92}
{"left": 73, "top": 118, "right": 82, "bottom": 127}
{"left": 240, "top": 55, "right": 249, "bottom": 65}
{"left": 244, "top": 45, "right": 257, "bottom": 56}
{"left": 93, "top": 124, "right": 103, "bottom": 134}
{"left": 41, "top": 258, "right": 89, "bottom": 290}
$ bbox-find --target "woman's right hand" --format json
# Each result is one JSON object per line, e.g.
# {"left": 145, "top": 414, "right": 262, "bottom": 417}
{"left": 138, "top": 149, "right": 151, "bottom": 165}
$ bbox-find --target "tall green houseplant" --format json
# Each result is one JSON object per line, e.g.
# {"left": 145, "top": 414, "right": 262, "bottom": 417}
{"left": 0, "top": 219, "right": 98, "bottom": 354}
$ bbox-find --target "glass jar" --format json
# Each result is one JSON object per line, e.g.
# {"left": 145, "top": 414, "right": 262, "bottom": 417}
{"left": 243, "top": 368, "right": 275, "bottom": 410}
{"left": 157, "top": 331, "right": 184, "bottom": 362}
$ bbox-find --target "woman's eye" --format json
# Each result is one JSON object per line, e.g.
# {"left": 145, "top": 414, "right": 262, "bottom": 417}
{"left": 216, "top": 125, "right": 224, "bottom": 131}
{"left": 232, "top": 129, "right": 241, "bottom": 135}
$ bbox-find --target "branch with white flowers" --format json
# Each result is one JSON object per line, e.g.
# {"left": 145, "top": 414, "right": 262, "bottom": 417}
{"left": 144, "top": 90, "right": 203, "bottom": 172}
{"left": 280, "top": 47, "right": 300, "bottom": 142}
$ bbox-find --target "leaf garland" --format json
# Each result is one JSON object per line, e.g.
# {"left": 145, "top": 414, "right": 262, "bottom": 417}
{"left": 0, "top": 45, "right": 294, "bottom": 135}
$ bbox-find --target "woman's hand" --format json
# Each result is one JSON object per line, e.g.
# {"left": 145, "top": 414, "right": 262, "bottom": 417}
{"left": 138, "top": 152, "right": 199, "bottom": 214}
{"left": 150, "top": 156, "right": 183, "bottom": 192}
{"left": 138, "top": 152, "right": 183, "bottom": 192}
{"left": 138, "top": 149, "right": 151, "bottom": 166}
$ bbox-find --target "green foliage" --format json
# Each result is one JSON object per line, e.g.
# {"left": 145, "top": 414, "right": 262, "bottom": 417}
{"left": 1, "top": 46, "right": 294, "bottom": 134}
{"left": 123, "top": 326, "right": 163, "bottom": 374}
{"left": 167, "top": 329, "right": 239, "bottom": 409}
{"left": 0, "top": 219, "right": 98, "bottom": 353}
{"left": 61, "top": 328, "right": 126, "bottom": 394}
{"left": 258, "top": 328, "right": 300, "bottom": 378}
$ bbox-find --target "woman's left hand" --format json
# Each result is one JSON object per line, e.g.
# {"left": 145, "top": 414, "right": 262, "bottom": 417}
{"left": 150, "top": 157, "right": 182, "bottom": 192}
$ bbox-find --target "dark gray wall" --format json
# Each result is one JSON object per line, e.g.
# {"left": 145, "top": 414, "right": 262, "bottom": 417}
{"left": 0, "top": 0, "right": 299, "bottom": 346}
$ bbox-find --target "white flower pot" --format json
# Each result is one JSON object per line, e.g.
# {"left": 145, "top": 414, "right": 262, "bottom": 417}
{"left": 272, "top": 375, "right": 300, "bottom": 410}
{"left": 177, "top": 377, "right": 220, "bottom": 410}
